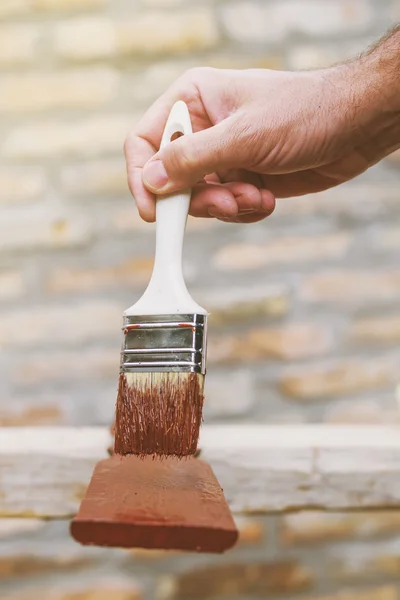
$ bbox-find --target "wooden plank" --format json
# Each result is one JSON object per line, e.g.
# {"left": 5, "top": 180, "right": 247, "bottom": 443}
{"left": 1, "top": 425, "right": 400, "bottom": 518}
{"left": 71, "top": 455, "right": 238, "bottom": 552}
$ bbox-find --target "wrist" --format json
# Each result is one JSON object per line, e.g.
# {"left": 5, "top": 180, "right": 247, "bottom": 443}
{"left": 365, "top": 27, "right": 400, "bottom": 113}
{"left": 344, "top": 27, "right": 400, "bottom": 163}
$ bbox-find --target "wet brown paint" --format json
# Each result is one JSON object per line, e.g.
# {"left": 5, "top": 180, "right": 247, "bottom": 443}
{"left": 71, "top": 455, "right": 238, "bottom": 553}
{"left": 114, "top": 372, "right": 204, "bottom": 457}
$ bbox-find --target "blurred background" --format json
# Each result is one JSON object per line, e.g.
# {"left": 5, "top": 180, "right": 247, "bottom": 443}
{"left": 1, "top": 0, "right": 400, "bottom": 598}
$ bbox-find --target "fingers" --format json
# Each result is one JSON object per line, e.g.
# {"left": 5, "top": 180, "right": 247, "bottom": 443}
{"left": 231, "top": 188, "right": 276, "bottom": 224}
{"left": 125, "top": 135, "right": 157, "bottom": 222}
{"left": 190, "top": 183, "right": 238, "bottom": 219}
{"left": 124, "top": 79, "right": 192, "bottom": 222}
{"left": 128, "top": 176, "right": 276, "bottom": 224}
{"left": 124, "top": 66, "right": 276, "bottom": 223}
{"left": 190, "top": 182, "right": 275, "bottom": 222}
{"left": 142, "top": 115, "right": 253, "bottom": 195}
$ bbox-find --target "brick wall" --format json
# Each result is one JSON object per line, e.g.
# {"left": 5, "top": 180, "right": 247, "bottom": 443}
{"left": 1, "top": 0, "right": 400, "bottom": 598}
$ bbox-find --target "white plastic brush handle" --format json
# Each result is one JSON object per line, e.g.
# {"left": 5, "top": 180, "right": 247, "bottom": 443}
{"left": 125, "top": 101, "right": 207, "bottom": 316}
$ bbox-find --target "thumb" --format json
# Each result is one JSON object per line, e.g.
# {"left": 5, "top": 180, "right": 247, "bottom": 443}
{"left": 142, "top": 117, "right": 245, "bottom": 193}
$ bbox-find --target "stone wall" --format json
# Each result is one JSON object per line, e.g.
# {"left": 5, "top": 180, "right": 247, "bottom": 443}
{"left": 1, "top": 0, "right": 400, "bottom": 598}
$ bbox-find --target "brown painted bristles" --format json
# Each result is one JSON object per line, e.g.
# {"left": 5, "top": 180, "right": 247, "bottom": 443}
{"left": 114, "top": 372, "right": 204, "bottom": 457}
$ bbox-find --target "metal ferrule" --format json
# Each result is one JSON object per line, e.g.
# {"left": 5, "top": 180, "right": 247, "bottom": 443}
{"left": 120, "top": 313, "right": 207, "bottom": 374}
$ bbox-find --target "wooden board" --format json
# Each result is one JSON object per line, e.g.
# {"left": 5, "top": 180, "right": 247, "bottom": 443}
{"left": 1, "top": 425, "right": 400, "bottom": 518}
{"left": 71, "top": 455, "right": 238, "bottom": 552}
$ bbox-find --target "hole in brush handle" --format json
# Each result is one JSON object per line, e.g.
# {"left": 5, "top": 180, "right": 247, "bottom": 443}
{"left": 170, "top": 131, "right": 183, "bottom": 142}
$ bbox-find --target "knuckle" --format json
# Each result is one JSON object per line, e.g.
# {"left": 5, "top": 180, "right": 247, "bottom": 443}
{"left": 179, "top": 66, "right": 215, "bottom": 90}
{"left": 175, "top": 68, "right": 198, "bottom": 90}
{"left": 184, "top": 66, "right": 203, "bottom": 80}
{"left": 199, "top": 66, "right": 217, "bottom": 78}
{"left": 185, "top": 66, "right": 217, "bottom": 85}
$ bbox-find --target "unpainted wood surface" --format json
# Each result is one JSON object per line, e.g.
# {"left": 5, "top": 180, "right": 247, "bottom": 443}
{"left": 1, "top": 425, "right": 400, "bottom": 518}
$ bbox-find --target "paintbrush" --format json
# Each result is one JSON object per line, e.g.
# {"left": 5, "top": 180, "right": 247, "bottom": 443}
{"left": 114, "top": 101, "right": 208, "bottom": 458}
{"left": 71, "top": 101, "right": 238, "bottom": 553}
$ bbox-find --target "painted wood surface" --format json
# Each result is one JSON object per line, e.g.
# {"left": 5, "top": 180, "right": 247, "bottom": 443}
{"left": 1, "top": 425, "right": 400, "bottom": 518}
{"left": 71, "top": 455, "right": 238, "bottom": 552}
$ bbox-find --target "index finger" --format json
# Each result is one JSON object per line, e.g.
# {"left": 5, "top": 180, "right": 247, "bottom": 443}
{"left": 124, "top": 84, "right": 184, "bottom": 222}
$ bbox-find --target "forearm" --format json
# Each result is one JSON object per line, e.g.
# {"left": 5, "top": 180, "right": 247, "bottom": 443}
{"left": 346, "top": 26, "right": 400, "bottom": 163}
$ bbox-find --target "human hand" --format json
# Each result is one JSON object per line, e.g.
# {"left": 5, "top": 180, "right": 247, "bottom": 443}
{"left": 125, "top": 31, "right": 400, "bottom": 223}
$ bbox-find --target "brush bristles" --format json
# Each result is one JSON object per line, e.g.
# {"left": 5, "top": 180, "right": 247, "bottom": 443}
{"left": 114, "top": 372, "right": 204, "bottom": 458}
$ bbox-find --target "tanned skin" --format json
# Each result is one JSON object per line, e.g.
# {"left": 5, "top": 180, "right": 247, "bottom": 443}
{"left": 125, "top": 27, "right": 400, "bottom": 224}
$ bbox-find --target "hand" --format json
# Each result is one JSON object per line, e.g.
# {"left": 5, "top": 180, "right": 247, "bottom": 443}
{"left": 125, "top": 32, "right": 400, "bottom": 223}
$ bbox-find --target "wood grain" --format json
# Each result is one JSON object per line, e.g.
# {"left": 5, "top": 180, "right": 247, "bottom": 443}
{"left": 1, "top": 425, "right": 400, "bottom": 518}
